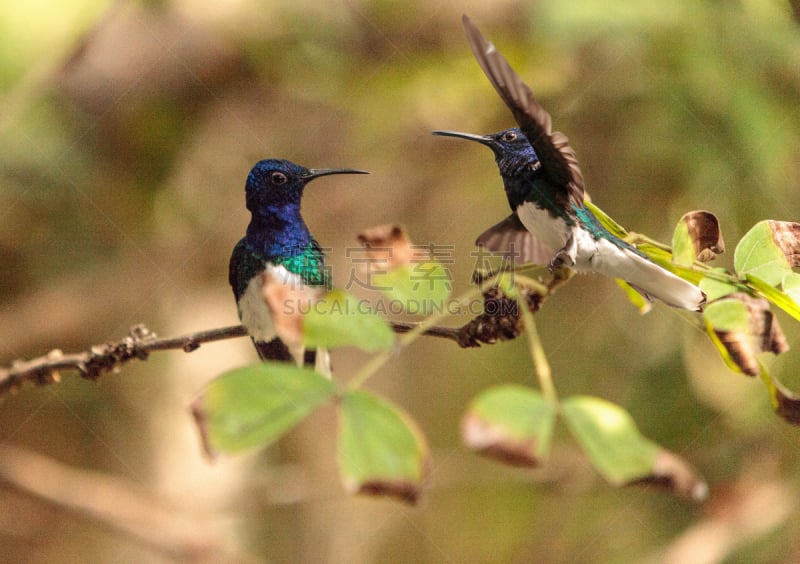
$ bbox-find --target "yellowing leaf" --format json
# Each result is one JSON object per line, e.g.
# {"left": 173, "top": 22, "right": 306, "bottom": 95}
{"left": 745, "top": 274, "right": 800, "bottom": 323}
{"left": 615, "top": 279, "right": 652, "bottom": 314}
{"left": 781, "top": 272, "right": 800, "bottom": 307}
{"left": 703, "top": 293, "right": 789, "bottom": 376}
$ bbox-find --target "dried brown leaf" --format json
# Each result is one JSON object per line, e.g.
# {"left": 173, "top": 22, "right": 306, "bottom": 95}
{"left": 461, "top": 412, "right": 540, "bottom": 468}
{"left": 682, "top": 210, "right": 725, "bottom": 262}
{"left": 765, "top": 375, "right": 800, "bottom": 425}
{"left": 768, "top": 221, "right": 800, "bottom": 267}
{"left": 356, "top": 224, "right": 427, "bottom": 270}
{"left": 351, "top": 480, "right": 421, "bottom": 505}
{"left": 629, "top": 449, "right": 708, "bottom": 502}
{"left": 712, "top": 293, "right": 789, "bottom": 377}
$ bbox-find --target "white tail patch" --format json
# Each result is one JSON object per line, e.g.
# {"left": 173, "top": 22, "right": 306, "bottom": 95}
{"left": 589, "top": 239, "right": 705, "bottom": 311}
{"left": 315, "top": 348, "right": 332, "bottom": 379}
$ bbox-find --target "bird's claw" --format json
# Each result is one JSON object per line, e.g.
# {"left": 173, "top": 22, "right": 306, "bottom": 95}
{"left": 548, "top": 249, "right": 574, "bottom": 273}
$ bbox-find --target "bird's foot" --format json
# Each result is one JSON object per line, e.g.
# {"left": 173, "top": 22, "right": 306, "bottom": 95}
{"left": 548, "top": 249, "right": 575, "bottom": 273}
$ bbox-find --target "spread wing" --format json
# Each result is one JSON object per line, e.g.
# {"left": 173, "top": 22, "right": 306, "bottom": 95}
{"left": 475, "top": 214, "right": 554, "bottom": 266}
{"left": 462, "top": 15, "right": 584, "bottom": 207}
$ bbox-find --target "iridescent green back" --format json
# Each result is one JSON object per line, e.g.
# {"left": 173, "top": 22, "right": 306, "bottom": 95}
{"left": 272, "top": 239, "right": 330, "bottom": 288}
{"left": 229, "top": 238, "right": 330, "bottom": 303}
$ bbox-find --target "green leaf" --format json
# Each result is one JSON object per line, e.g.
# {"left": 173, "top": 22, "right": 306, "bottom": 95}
{"left": 732, "top": 221, "right": 800, "bottom": 319}
{"left": 703, "top": 293, "right": 789, "bottom": 377}
{"left": 734, "top": 221, "right": 797, "bottom": 285}
{"left": 563, "top": 395, "right": 707, "bottom": 500}
{"left": 671, "top": 218, "right": 696, "bottom": 267}
{"left": 698, "top": 272, "right": 739, "bottom": 301}
{"left": 461, "top": 384, "right": 556, "bottom": 467}
{"left": 337, "top": 390, "right": 429, "bottom": 504}
{"left": 303, "top": 289, "right": 394, "bottom": 352}
{"left": 191, "top": 363, "right": 336, "bottom": 457}
{"left": 703, "top": 297, "right": 750, "bottom": 332}
{"left": 561, "top": 395, "right": 657, "bottom": 485}
{"left": 372, "top": 262, "right": 451, "bottom": 312}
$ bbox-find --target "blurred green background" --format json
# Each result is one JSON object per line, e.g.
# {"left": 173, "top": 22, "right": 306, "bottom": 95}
{"left": 1, "top": 0, "right": 800, "bottom": 562}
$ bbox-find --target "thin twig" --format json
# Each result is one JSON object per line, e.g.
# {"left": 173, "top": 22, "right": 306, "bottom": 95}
{"left": 388, "top": 321, "right": 462, "bottom": 341}
{"left": 0, "top": 321, "right": 466, "bottom": 399}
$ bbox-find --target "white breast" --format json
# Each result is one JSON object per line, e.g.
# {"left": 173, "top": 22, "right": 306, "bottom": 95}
{"left": 516, "top": 202, "right": 612, "bottom": 272}
{"left": 238, "top": 264, "right": 302, "bottom": 343}
{"left": 516, "top": 201, "right": 571, "bottom": 256}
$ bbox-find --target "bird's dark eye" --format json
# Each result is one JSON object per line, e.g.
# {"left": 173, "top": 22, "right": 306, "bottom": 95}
{"left": 271, "top": 172, "right": 288, "bottom": 185}
{"left": 502, "top": 131, "right": 518, "bottom": 142}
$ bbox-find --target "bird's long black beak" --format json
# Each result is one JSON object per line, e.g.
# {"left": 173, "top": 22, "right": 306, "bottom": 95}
{"left": 432, "top": 130, "right": 494, "bottom": 147}
{"left": 303, "top": 168, "right": 370, "bottom": 182}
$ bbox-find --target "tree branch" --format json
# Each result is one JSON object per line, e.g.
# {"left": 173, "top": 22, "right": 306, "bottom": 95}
{"left": 388, "top": 320, "right": 462, "bottom": 341}
{"left": 0, "top": 324, "right": 245, "bottom": 398}
{"left": 0, "top": 320, "right": 470, "bottom": 400}
{"left": 0, "top": 268, "right": 557, "bottom": 399}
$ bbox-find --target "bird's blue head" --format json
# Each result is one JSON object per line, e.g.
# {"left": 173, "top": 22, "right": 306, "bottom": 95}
{"left": 245, "top": 159, "right": 368, "bottom": 216}
{"left": 242, "top": 159, "right": 368, "bottom": 258}
{"left": 432, "top": 127, "right": 541, "bottom": 177}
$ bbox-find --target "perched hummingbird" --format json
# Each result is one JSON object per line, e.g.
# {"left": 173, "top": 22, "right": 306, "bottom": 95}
{"left": 229, "top": 159, "right": 368, "bottom": 372}
{"left": 433, "top": 16, "right": 705, "bottom": 311}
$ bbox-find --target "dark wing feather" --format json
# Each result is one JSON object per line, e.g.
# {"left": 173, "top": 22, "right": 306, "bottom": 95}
{"left": 254, "top": 337, "right": 317, "bottom": 365}
{"left": 462, "top": 15, "right": 584, "bottom": 206}
{"left": 229, "top": 238, "right": 264, "bottom": 302}
{"left": 475, "top": 214, "right": 554, "bottom": 265}
{"left": 254, "top": 337, "right": 294, "bottom": 362}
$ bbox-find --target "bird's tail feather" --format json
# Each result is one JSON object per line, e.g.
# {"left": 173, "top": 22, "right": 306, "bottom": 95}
{"left": 314, "top": 348, "right": 332, "bottom": 379}
{"left": 255, "top": 338, "right": 332, "bottom": 378}
{"left": 596, "top": 249, "right": 706, "bottom": 311}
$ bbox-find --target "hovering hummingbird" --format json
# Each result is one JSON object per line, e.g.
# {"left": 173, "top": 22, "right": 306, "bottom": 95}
{"left": 433, "top": 15, "right": 705, "bottom": 312}
{"left": 229, "top": 159, "right": 368, "bottom": 373}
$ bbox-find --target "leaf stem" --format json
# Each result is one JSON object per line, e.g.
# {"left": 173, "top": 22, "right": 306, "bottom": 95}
{"left": 519, "top": 293, "right": 558, "bottom": 404}
{"left": 626, "top": 232, "right": 673, "bottom": 252}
